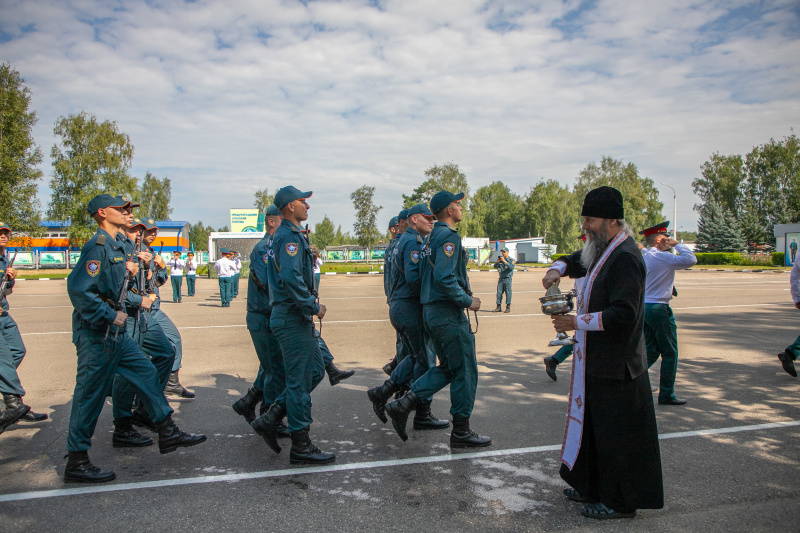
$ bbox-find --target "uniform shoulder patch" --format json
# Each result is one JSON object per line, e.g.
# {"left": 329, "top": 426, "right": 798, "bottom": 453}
{"left": 86, "top": 260, "right": 101, "bottom": 277}
{"left": 286, "top": 243, "right": 299, "bottom": 257}
{"left": 410, "top": 251, "right": 420, "bottom": 264}
{"left": 96, "top": 235, "right": 106, "bottom": 246}
{"left": 416, "top": 235, "right": 423, "bottom": 243}
{"left": 263, "top": 252, "right": 270, "bottom": 264}
{"left": 443, "top": 242, "right": 455, "bottom": 257}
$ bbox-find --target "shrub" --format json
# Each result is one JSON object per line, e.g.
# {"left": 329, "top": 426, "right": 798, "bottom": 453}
{"left": 772, "top": 252, "right": 785, "bottom": 266}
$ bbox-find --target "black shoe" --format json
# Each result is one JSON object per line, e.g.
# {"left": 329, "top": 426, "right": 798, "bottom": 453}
{"left": 130, "top": 407, "right": 157, "bottom": 432}
{"left": 492, "top": 305, "right": 501, "bottom": 312}
{"left": 450, "top": 416, "right": 491, "bottom": 448}
{"left": 658, "top": 397, "right": 688, "bottom": 405}
{"left": 504, "top": 305, "right": 510, "bottom": 313}
{"left": 563, "top": 488, "right": 593, "bottom": 502}
{"left": 3, "top": 394, "right": 47, "bottom": 422}
{"left": 277, "top": 421, "right": 291, "bottom": 439}
{"left": 778, "top": 351, "right": 797, "bottom": 377}
{"left": 289, "top": 427, "right": 335, "bottom": 465}
{"left": 112, "top": 418, "right": 154, "bottom": 448}
{"left": 367, "top": 379, "right": 400, "bottom": 424}
{"left": 544, "top": 356, "right": 559, "bottom": 381}
{"left": 251, "top": 403, "right": 286, "bottom": 454}
{"left": 232, "top": 387, "right": 263, "bottom": 424}
{"left": 413, "top": 400, "right": 450, "bottom": 430}
{"left": 156, "top": 415, "right": 207, "bottom": 454}
{"left": 64, "top": 451, "right": 116, "bottom": 484}
{"left": 163, "top": 371, "right": 196, "bottom": 399}
{"left": 0, "top": 402, "right": 30, "bottom": 434}
{"left": 385, "top": 390, "right": 418, "bottom": 441}
{"left": 326, "top": 363, "right": 355, "bottom": 386}
{"left": 382, "top": 357, "right": 397, "bottom": 376}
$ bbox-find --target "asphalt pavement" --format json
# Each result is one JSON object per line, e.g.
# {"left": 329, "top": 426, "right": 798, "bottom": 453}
{"left": 0, "top": 268, "right": 798, "bottom": 532}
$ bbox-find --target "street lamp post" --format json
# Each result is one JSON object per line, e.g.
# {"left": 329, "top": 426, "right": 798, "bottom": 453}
{"left": 661, "top": 182, "right": 677, "bottom": 241}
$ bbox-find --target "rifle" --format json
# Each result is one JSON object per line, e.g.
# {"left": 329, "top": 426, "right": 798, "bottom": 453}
{"left": 104, "top": 233, "right": 142, "bottom": 351}
{"left": 0, "top": 249, "right": 18, "bottom": 303}
{"left": 304, "top": 224, "right": 321, "bottom": 338}
{"left": 136, "top": 229, "right": 148, "bottom": 333}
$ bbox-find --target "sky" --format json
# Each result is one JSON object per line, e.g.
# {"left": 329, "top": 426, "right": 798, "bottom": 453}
{"left": 2, "top": 0, "right": 799, "bottom": 236}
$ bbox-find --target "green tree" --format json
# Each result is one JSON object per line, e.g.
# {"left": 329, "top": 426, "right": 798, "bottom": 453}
{"left": 187, "top": 221, "right": 214, "bottom": 251}
{"left": 403, "top": 162, "right": 477, "bottom": 234}
{"left": 48, "top": 112, "right": 137, "bottom": 246}
{"left": 692, "top": 153, "right": 746, "bottom": 217}
{"left": 137, "top": 171, "right": 172, "bottom": 220}
{"left": 522, "top": 179, "right": 582, "bottom": 254}
{"left": 0, "top": 63, "right": 43, "bottom": 240}
{"left": 470, "top": 181, "right": 524, "bottom": 239}
{"left": 695, "top": 199, "right": 746, "bottom": 253}
{"left": 253, "top": 187, "right": 274, "bottom": 213}
{"left": 312, "top": 214, "right": 336, "bottom": 249}
{"left": 218, "top": 225, "right": 229, "bottom": 232}
{"left": 573, "top": 156, "right": 663, "bottom": 234}
{"left": 350, "top": 185, "right": 382, "bottom": 247}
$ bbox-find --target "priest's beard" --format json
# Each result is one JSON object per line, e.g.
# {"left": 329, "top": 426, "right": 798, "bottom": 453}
{"left": 580, "top": 219, "right": 632, "bottom": 270}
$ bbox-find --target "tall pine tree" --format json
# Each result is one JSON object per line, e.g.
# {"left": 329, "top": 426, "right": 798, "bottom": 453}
{"left": 695, "top": 199, "right": 747, "bottom": 253}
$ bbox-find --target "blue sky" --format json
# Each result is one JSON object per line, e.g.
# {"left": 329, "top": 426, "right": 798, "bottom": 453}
{"left": 2, "top": 0, "right": 799, "bottom": 235}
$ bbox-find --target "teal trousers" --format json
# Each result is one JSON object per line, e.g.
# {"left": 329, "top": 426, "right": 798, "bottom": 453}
{"left": 247, "top": 312, "right": 285, "bottom": 405}
{"left": 186, "top": 275, "right": 196, "bottom": 296}
{"left": 218, "top": 277, "right": 232, "bottom": 306}
{"left": 496, "top": 278, "right": 512, "bottom": 305}
{"left": 0, "top": 313, "right": 26, "bottom": 396}
{"left": 170, "top": 276, "right": 182, "bottom": 302}
{"left": 644, "top": 303, "right": 679, "bottom": 402}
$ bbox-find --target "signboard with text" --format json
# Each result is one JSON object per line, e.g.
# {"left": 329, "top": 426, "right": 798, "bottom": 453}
{"left": 230, "top": 209, "right": 261, "bottom": 232}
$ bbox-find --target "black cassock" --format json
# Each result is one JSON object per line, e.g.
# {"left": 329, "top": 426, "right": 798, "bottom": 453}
{"left": 557, "top": 235, "right": 664, "bottom": 512}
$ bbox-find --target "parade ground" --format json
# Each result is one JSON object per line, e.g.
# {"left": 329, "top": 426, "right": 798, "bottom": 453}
{"left": 0, "top": 268, "right": 798, "bottom": 532}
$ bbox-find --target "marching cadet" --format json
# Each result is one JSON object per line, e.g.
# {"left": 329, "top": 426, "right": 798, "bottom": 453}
{"left": 250, "top": 186, "right": 333, "bottom": 465}
{"left": 135, "top": 220, "right": 195, "bottom": 399}
{"left": 168, "top": 251, "right": 185, "bottom": 303}
{"left": 185, "top": 252, "right": 197, "bottom": 297}
{"left": 0, "top": 222, "right": 48, "bottom": 433}
{"left": 232, "top": 251, "right": 242, "bottom": 299}
{"left": 385, "top": 191, "right": 491, "bottom": 448}
{"left": 213, "top": 249, "right": 236, "bottom": 307}
{"left": 492, "top": 247, "right": 514, "bottom": 313}
{"left": 368, "top": 204, "right": 449, "bottom": 436}
{"left": 110, "top": 219, "right": 177, "bottom": 447}
{"left": 381, "top": 216, "right": 400, "bottom": 375}
{"left": 64, "top": 194, "right": 205, "bottom": 484}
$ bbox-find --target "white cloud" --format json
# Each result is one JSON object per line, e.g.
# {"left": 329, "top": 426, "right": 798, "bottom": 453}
{"left": 1, "top": 0, "right": 798, "bottom": 234}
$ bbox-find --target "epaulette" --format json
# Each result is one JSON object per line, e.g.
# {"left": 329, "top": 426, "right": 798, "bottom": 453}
{"left": 290, "top": 225, "right": 302, "bottom": 233}
{"left": 96, "top": 235, "right": 106, "bottom": 246}
{"left": 416, "top": 235, "right": 423, "bottom": 243}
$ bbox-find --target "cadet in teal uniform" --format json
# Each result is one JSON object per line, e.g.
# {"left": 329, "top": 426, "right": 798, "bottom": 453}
{"left": 381, "top": 216, "right": 401, "bottom": 375}
{"left": 232, "top": 205, "right": 288, "bottom": 432}
{"left": 251, "top": 185, "right": 333, "bottom": 465}
{"left": 185, "top": 252, "right": 197, "bottom": 296}
{"left": 368, "top": 204, "right": 449, "bottom": 435}
{"left": 64, "top": 194, "right": 206, "bottom": 484}
{"left": 0, "top": 223, "right": 47, "bottom": 431}
{"left": 213, "top": 249, "right": 235, "bottom": 306}
{"left": 110, "top": 220, "right": 176, "bottom": 447}
{"left": 492, "top": 247, "right": 514, "bottom": 313}
{"left": 169, "top": 251, "right": 184, "bottom": 303}
{"left": 386, "top": 191, "right": 491, "bottom": 448}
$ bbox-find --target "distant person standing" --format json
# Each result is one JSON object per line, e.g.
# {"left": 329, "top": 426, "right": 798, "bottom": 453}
{"left": 169, "top": 251, "right": 184, "bottom": 303}
{"left": 777, "top": 256, "right": 800, "bottom": 378}
{"left": 214, "top": 249, "right": 236, "bottom": 307}
{"left": 312, "top": 246, "right": 323, "bottom": 288}
{"left": 232, "top": 252, "right": 242, "bottom": 299}
{"left": 640, "top": 221, "right": 697, "bottom": 405}
{"left": 185, "top": 252, "right": 197, "bottom": 297}
{"left": 492, "top": 248, "right": 515, "bottom": 313}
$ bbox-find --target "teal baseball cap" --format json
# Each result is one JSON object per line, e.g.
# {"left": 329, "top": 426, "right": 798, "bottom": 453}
{"left": 388, "top": 216, "right": 399, "bottom": 229}
{"left": 0, "top": 222, "right": 10, "bottom": 233}
{"left": 274, "top": 186, "right": 312, "bottom": 209}
{"left": 430, "top": 191, "right": 465, "bottom": 213}
{"left": 265, "top": 205, "right": 282, "bottom": 217}
{"left": 407, "top": 204, "right": 433, "bottom": 218}
{"left": 87, "top": 194, "right": 140, "bottom": 216}
{"left": 130, "top": 217, "right": 158, "bottom": 231}
{"left": 398, "top": 209, "right": 410, "bottom": 221}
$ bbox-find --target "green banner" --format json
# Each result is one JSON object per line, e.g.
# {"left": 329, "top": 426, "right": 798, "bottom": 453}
{"left": 370, "top": 249, "right": 385, "bottom": 260}
{"left": 326, "top": 250, "right": 345, "bottom": 261}
{"left": 349, "top": 250, "right": 365, "bottom": 261}
{"left": 14, "top": 252, "right": 34, "bottom": 268}
{"left": 40, "top": 252, "right": 66, "bottom": 267}
{"left": 69, "top": 252, "right": 81, "bottom": 265}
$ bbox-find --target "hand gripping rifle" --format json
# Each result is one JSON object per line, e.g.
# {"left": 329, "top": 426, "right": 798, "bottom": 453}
{"left": 136, "top": 229, "right": 148, "bottom": 333}
{"left": 0, "top": 249, "right": 18, "bottom": 304}
{"left": 104, "top": 234, "right": 142, "bottom": 351}
{"left": 304, "top": 224, "right": 322, "bottom": 338}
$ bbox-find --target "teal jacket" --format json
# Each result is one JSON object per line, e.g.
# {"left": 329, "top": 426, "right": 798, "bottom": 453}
{"left": 419, "top": 222, "right": 473, "bottom": 308}
{"left": 494, "top": 256, "right": 515, "bottom": 279}
{"left": 247, "top": 235, "right": 273, "bottom": 315}
{"left": 267, "top": 219, "right": 319, "bottom": 316}
{"left": 392, "top": 227, "right": 425, "bottom": 301}
{"left": 0, "top": 251, "right": 16, "bottom": 313}
{"left": 68, "top": 228, "right": 129, "bottom": 330}
{"left": 384, "top": 236, "right": 399, "bottom": 301}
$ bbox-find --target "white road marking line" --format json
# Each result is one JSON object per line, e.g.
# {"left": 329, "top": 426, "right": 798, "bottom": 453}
{"left": 0, "top": 419, "right": 796, "bottom": 503}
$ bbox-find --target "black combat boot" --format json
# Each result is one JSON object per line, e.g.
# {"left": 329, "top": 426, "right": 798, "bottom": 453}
{"left": 163, "top": 371, "right": 196, "bottom": 399}
{"left": 251, "top": 403, "right": 286, "bottom": 453}
{"left": 155, "top": 415, "right": 207, "bottom": 454}
{"left": 385, "top": 390, "right": 418, "bottom": 441}
{"left": 367, "top": 379, "right": 400, "bottom": 423}
{"left": 277, "top": 420, "right": 291, "bottom": 438}
{"left": 326, "top": 362, "right": 355, "bottom": 386}
{"left": 3, "top": 394, "right": 47, "bottom": 422}
{"left": 113, "top": 417, "right": 154, "bottom": 447}
{"left": 130, "top": 405, "right": 156, "bottom": 432}
{"left": 0, "top": 400, "right": 29, "bottom": 434}
{"left": 289, "top": 427, "right": 335, "bottom": 465}
{"left": 259, "top": 399, "right": 269, "bottom": 417}
{"left": 232, "top": 387, "right": 263, "bottom": 424}
{"left": 413, "top": 399, "right": 450, "bottom": 430}
{"left": 450, "top": 416, "right": 492, "bottom": 448}
{"left": 504, "top": 305, "right": 510, "bottom": 314}
{"left": 382, "top": 357, "right": 397, "bottom": 376}
{"left": 63, "top": 451, "right": 116, "bottom": 484}
{"left": 492, "top": 305, "right": 501, "bottom": 312}
{"left": 544, "top": 356, "right": 559, "bottom": 381}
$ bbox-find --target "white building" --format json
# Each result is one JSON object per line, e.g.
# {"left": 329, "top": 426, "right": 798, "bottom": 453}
{"left": 489, "top": 237, "right": 557, "bottom": 264}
